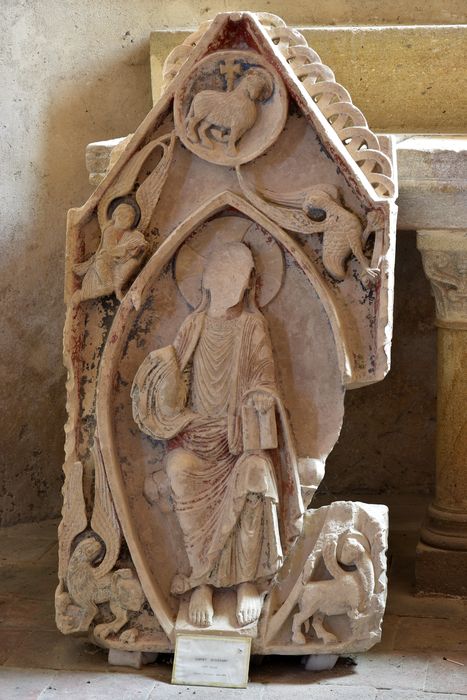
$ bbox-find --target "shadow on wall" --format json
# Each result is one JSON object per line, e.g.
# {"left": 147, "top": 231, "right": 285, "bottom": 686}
{"left": 0, "top": 33, "right": 152, "bottom": 526}
{"left": 319, "top": 232, "right": 437, "bottom": 501}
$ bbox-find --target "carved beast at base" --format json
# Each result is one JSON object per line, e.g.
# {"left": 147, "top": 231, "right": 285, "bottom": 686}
{"left": 56, "top": 537, "right": 145, "bottom": 641}
{"left": 292, "top": 531, "right": 375, "bottom": 645}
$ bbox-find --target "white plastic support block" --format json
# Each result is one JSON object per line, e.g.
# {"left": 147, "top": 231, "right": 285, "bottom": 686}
{"left": 108, "top": 649, "right": 158, "bottom": 669}
{"left": 302, "top": 654, "right": 339, "bottom": 671}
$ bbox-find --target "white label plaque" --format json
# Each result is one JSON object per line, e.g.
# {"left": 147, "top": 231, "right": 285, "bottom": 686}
{"left": 172, "top": 634, "right": 251, "bottom": 688}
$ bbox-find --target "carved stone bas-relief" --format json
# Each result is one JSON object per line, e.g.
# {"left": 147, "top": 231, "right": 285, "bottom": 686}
{"left": 262, "top": 501, "right": 387, "bottom": 652}
{"left": 71, "top": 132, "right": 175, "bottom": 305}
{"left": 132, "top": 238, "right": 297, "bottom": 628}
{"left": 58, "top": 11, "right": 396, "bottom": 671}
{"left": 417, "top": 230, "right": 467, "bottom": 327}
{"left": 72, "top": 202, "right": 148, "bottom": 304}
{"left": 174, "top": 51, "right": 288, "bottom": 166}
{"left": 291, "top": 530, "right": 376, "bottom": 645}
{"left": 237, "top": 171, "right": 384, "bottom": 283}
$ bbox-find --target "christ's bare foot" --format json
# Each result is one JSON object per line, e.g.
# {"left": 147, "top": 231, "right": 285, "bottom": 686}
{"left": 188, "top": 585, "right": 214, "bottom": 627}
{"left": 236, "top": 582, "right": 262, "bottom": 626}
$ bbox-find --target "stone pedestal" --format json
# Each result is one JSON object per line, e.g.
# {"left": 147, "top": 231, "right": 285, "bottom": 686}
{"left": 416, "top": 542, "right": 467, "bottom": 597}
{"left": 416, "top": 230, "right": 467, "bottom": 594}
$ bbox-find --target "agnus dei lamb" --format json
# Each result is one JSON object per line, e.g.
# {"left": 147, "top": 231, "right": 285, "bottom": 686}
{"left": 185, "top": 67, "right": 274, "bottom": 156}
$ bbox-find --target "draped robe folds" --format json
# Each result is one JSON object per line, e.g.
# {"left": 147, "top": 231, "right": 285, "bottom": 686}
{"left": 74, "top": 224, "right": 147, "bottom": 298}
{"left": 131, "top": 309, "right": 304, "bottom": 594}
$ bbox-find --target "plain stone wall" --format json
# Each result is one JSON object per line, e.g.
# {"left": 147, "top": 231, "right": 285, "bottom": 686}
{"left": 1, "top": 1, "right": 439, "bottom": 525}
{"left": 320, "top": 234, "right": 437, "bottom": 500}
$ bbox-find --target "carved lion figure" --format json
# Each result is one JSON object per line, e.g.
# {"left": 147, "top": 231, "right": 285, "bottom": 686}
{"left": 185, "top": 67, "right": 274, "bottom": 156}
{"left": 56, "top": 537, "right": 145, "bottom": 640}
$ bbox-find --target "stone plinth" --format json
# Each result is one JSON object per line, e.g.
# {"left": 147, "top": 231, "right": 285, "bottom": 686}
{"left": 415, "top": 542, "right": 467, "bottom": 597}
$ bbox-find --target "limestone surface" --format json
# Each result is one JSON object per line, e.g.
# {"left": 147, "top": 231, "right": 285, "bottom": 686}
{"left": 58, "top": 12, "right": 397, "bottom": 664}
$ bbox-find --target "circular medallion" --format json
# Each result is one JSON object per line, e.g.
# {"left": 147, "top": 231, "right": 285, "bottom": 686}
{"left": 174, "top": 50, "right": 288, "bottom": 166}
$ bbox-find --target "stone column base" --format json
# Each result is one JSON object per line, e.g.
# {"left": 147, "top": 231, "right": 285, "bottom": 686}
{"left": 415, "top": 541, "right": 467, "bottom": 597}
{"left": 421, "top": 502, "right": 467, "bottom": 551}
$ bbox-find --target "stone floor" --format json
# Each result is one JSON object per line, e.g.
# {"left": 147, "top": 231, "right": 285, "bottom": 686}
{"left": 0, "top": 497, "right": 466, "bottom": 699}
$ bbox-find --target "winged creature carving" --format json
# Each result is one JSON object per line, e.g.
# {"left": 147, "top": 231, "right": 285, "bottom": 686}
{"left": 236, "top": 166, "right": 383, "bottom": 284}
{"left": 73, "top": 132, "right": 176, "bottom": 305}
{"left": 56, "top": 434, "right": 146, "bottom": 641}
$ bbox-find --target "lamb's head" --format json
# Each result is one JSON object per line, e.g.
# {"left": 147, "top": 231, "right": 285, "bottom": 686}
{"left": 242, "top": 68, "right": 274, "bottom": 102}
{"left": 72, "top": 537, "right": 103, "bottom": 565}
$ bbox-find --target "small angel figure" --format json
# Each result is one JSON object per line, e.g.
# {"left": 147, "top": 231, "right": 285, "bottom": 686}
{"left": 72, "top": 202, "right": 148, "bottom": 304}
